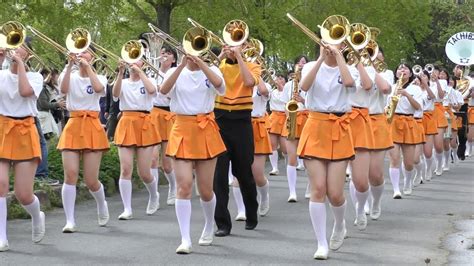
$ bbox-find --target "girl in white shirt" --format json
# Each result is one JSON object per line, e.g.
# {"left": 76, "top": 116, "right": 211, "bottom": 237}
{"left": 112, "top": 60, "right": 161, "bottom": 220}
{"left": 267, "top": 74, "right": 288, "bottom": 175}
{"left": 387, "top": 64, "right": 423, "bottom": 199}
{"left": 430, "top": 67, "right": 448, "bottom": 176}
{"left": 150, "top": 46, "right": 178, "bottom": 206}
{"left": 57, "top": 49, "right": 109, "bottom": 233}
{"left": 298, "top": 45, "right": 357, "bottom": 260}
{"left": 160, "top": 55, "right": 225, "bottom": 254}
{"left": 439, "top": 70, "right": 458, "bottom": 170}
{"left": 0, "top": 45, "right": 45, "bottom": 251}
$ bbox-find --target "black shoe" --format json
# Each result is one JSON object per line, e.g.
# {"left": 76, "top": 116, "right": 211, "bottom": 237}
{"left": 214, "top": 229, "right": 230, "bottom": 237}
{"left": 245, "top": 221, "right": 257, "bottom": 230}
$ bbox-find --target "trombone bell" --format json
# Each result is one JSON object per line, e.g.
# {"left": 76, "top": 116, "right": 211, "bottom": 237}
{"left": 0, "top": 21, "right": 26, "bottom": 49}
{"left": 223, "top": 20, "right": 249, "bottom": 46}
{"left": 66, "top": 28, "right": 91, "bottom": 54}
{"left": 121, "top": 40, "right": 144, "bottom": 64}
{"left": 319, "top": 15, "right": 350, "bottom": 45}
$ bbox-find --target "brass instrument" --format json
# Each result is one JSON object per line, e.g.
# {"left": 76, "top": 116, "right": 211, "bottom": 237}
{"left": 424, "top": 64, "right": 434, "bottom": 74}
{"left": 148, "top": 23, "right": 186, "bottom": 55}
{"left": 120, "top": 40, "right": 162, "bottom": 79}
{"left": 443, "top": 108, "right": 452, "bottom": 139}
{"left": 385, "top": 73, "right": 406, "bottom": 123}
{"left": 445, "top": 31, "right": 473, "bottom": 97}
{"left": 187, "top": 18, "right": 225, "bottom": 66}
{"left": 183, "top": 26, "right": 220, "bottom": 66}
{"left": 222, "top": 19, "right": 249, "bottom": 47}
{"left": 286, "top": 13, "right": 325, "bottom": 46}
{"left": 262, "top": 67, "right": 276, "bottom": 87}
{"left": 412, "top": 65, "right": 423, "bottom": 76}
{"left": 285, "top": 65, "right": 302, "bottom": 140}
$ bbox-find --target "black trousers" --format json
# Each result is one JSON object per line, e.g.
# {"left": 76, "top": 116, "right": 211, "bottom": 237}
{"left": 457, "top": 103, "right": 468, "bottom": 160}
{"left": 213, "top": 110, "right": 258, "bottom": 231}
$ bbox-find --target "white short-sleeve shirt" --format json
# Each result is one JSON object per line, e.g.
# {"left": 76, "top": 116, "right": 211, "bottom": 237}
{"left": 117, "top": 78, "right": 156, "bottom": 111}
{"left": 59, "top": 71, "right": 107, "bottom": 111}
{"left": 0, "top": 70, "right": 43, "bottom": 117}
{"left": 269, "top": 88, "right": 286, "bottom": 112}
{"left": 392, "top": 84, "right": 423, "bottom": 115}
{"left": 251, "top": 83, "right": 270, "bottom": 117}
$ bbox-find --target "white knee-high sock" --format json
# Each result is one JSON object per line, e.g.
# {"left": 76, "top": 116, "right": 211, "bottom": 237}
{"left": 404, "top": 169, "right": 414, "bottom": 189}
{"left": 164, "top": 170, "right": 176, "bottom": 194}
{"left": 444, "top": 150, "right": 451, "bottom": 166}
{"left": 200, "top": 194, "right": 216, "bottom": 237}
{"left": 297, "top": 157, "right": 304, "bottom": 168}
{"left": 151, "top": 168, "right": 159, "bottom": 183}
{"left": 467, "top": 141, "right": 473, "bottom": 155}
{"left": 22, "top": 195, "right": 42, "bottom": 228}
{"left": 119, "top": 179, "right": 132, "bottom": 213}
{"left": 414, "top": 162, "right": 423, "bottom": 179}
{"left": 228, "top": 162, "right": 233, "bottom": 185}
{"left": 452, "top": 148, "right": 459, "bottom": 163}
{"left": 89, "top": 183, "right": 107, "bottom": 214}
{"left": 232, "top": 187, "right": 246, "bottom": 215}
{"left": 175, "top": 199, "right": 192, "bottom": 246}
{"left": 419, "top": 156, "right": 426, "bottom": 180}
{"left": 144, "top": 177, "right": 158, "bottom": 201}
{"left": 426, "top": 156, "right": 434, "bottom": 174}
{"left": 330, "top": 200, "right": 346, "bottom": 232}
{"left": 435, "top": 152, "right": 443, "bottom": 170}
{"left": 355, "top": 190, "right": 369, "bottom": 216}
{"left": 309, "top": 201, "right": 328, "bottom": 250}
{"left": 269, "top": 151, "right": 278, "bottom": 171}
{"left": 286, "top": 165, "right": 297, "bottom": 197}
{"left": 349, "top": 180, "right": 357, "bottom": 212}
{"left": 62, "top": 184, "right": 76, "bottom": 225}
{"left": 256, "top": 180, "right": 270, "bottom": 204}
{"left": 389, "top": 168, "right": 400, "bottom": 194}
{"left": 0, "top": 197, "right": 7, "bottom": 242}
{"left": 370, "top": 183, "right": 384, "bottom": 210}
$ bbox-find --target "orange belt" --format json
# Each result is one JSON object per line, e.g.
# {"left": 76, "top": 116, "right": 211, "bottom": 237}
{"left": 121, "top": 111, "right": 152, "bottom": 130}
{"left": 349, "top": 107, "right": 370, "bottom": 122}
{"left": 69, "top": 111, "right": 103, "bottom": 136}
{"left": 252, "top": 116, "right": 267, "bottom": 140}
{"left": 395, "top": 115, "right": 415, "bottom": 130}
{"left": 309, "top": 111, "right": 350, "bottom": 141}
{"left": 3, "top": 116, "right": 35, "bottom": 135}
{"left": 423, "top": 111, "right": 433, "bottom": 119}
{"left": 176, "top": 112, "right": 219, "bottom": 132}
{"left": 369, "top": 113, "right": 385, "bottom": 133}
{"left": 296, "top": 110, "right": 309, "bottom": 125}
{"left": 271, "top": 111, "right": 286, "bottom": 125}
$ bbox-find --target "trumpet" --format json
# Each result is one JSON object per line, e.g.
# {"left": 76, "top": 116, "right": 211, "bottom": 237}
{"left": 424, "top": 64, "right": 434, "bottom": 74}
{"left": 413, "top": 65, "right": 423, "bottom": 76}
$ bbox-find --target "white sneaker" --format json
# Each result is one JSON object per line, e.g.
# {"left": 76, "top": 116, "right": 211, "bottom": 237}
{"left": 296, "top": 164, "right": 305, "bottom": 171}
{"left": 305, "top": 183, "right": 311, "bottom": 199}
{"left": 435, "top": 167, "right": 443, "bottom": 176}
{"left": 32, "top": 211, "right": 45, "bottom": 243}
{"left": 287, "top": 195, "right": 297, "bottom": 203}
{"left": 0, "top": 240, "right": 9, "bottom": 252}
{"left": 313, "top": 246, "right": 329, "bottom": 260}
{"left": 355, "top": 211, "right": 367, "bottom": 231}
{"left": 167, "top": 190, "right": 176, "bottom": 206}
{"left": 392, "top": 192, "right": 402, "bottom": 199}
{"left": 443, "top": 165, "right": 450, "bottom": 171}
{"left": 62, "top": 223, "right": 77, "bottom": 233}
{"left": 146, "top": 193, "right": 160, "bottom": 215}
{"left": 370, "top": 202, "right": 381, "bottom": 220}
{"left": 118, "top": 211, "right": 133, "bottom": 220}
{"left": 426, "top": 170, "right": 432, "bottom": 181}
{"left": 413, "top": 173, "right": 422, "bottom": 187}
{"left": 329, "top": 222, "right": 347, "bottom": 250}
{"left": 259, "top": 198, "right": 270, "bottom": 217}
{"left": 176, "top": 242, "right": 192, "bottom": 254}
{"left": 98, "top": 201, "right": 109, "bottom": 227}
{"left": 199, "top": 232, "right": 214, "bottom": 246}
{"left": 364, "top": 201, "right": 370, "bottom": 215}
{"left": 403, "top": 186, "right": 413, "bottom": 195}
{"left": 269, "top": 169, "right": 279, "bottom": 176}
{"left": 235, "top": 213, "right": 246, "bottom": 221}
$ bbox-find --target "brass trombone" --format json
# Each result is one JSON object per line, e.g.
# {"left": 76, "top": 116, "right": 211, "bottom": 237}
{"left": 120, "top": 40, "right": 162, "bottom": 79}
{"left": 222, "top": 19, "right": 249, "bottom": 47}
{"left": 286, "top": 13, "right": 326, "bottom": 47}
{"left": 148, "top": 23, "right": 186, "bottom": 55}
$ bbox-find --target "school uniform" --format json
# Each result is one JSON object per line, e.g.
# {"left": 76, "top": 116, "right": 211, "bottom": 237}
{"left": 281, "top": 80, "right": 309, "bottom": 139}
{"left": 268, "top": 88, "right": 287, "bottom": 135}
{"left": 432, "top": 80, "right": 449, "bottom": 128}
{"left": 251, "top": 84, "right": 272, "bottom": 155}
{"left": 151, "top": 70, "right": 175, "bottom": 142}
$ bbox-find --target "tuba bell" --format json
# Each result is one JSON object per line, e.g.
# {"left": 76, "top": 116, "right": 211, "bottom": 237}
{"left": 445, "top": 31, "right": 474, "bottom": 66}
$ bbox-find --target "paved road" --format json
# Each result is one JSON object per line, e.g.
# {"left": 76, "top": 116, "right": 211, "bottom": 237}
{"left": 1, "top": 158, "right": 473, "bottom": 265}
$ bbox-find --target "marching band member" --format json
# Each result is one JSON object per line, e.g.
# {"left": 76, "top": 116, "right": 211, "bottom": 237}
{"left": 298, "top": 44, "right": 357, "bottom": 260}
{"left": 213, "top": 44, "right": 261, "bottom": 236}
{"left": 417, "top": 71, "right": 438, "bottom": 182}
{"left": 453, "top": 65, "right": 472, "bottom": 159}
{"left": 467, "top": 73, "right": 474, "bottom": 156}
{"left": 0, "top": 44, "right": 45, "bottom": 251}
{"left": 268, "top": 73, "right": 288, "bottom": 175}
{"left": 451, "top": 82, "right": 465, "bottom": 163}
{"left": 411, "top": 75, "right": 428, "bottom": 187}
{"left": 346, "top": 59, "right": 374, "bottom": 231}
{"left": 150, "top": 46, "right": 178, "bottom": 206}
{"left": 282, "top": 55, "right": 309, "bottom": 202}
{"left": 57, "top": 49, "right": 110, "bottom": 233}
{"left": 366, "top": 48, "right": 393, "bottom": 220}
{"left": 440, "top": 69, "right": 457, "bottom": 170}
{"left": 231, "top": 77, "right": 272, "bottom": 219}
{"left": 113, "top": 60, "right": 161, "bottom": 220}
{"left": 430, "top": 67, "right": 448, "bottom": 176}
{"left": 388, "top": 63, "right": 423, "bottom": 199}
{"left": 160, "top": 54, "right": 226, "bottom": 254}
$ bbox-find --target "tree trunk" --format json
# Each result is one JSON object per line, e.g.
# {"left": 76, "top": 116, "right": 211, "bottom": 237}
{"left": 155, "top": 3, "right": 172, "bottom": 33}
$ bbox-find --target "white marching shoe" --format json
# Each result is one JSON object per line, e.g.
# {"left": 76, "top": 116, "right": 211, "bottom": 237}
{"left": 32, "top": 211, "right": 46, "bottom": 243}
{"left": 329, "top": 221, "right": 347, "bottom": 250}
{"left": 0, "top": 240, "right": 9, "bottom": 252}
{"left": 370, "top": 201, "right": 382, "bottom": 220}
{"left": 354, "top": 208, "right": 367, "bottom": 231}
{"left": 176, "top": 242, "right": 192, "bottom": 254}
{"left": 287, "top": 195, "right": 297, "bottom": 203}
{"left": 118, "top": 211, "right": 133, "bottom": 220}
{"left": 259, "top": 197, "right": 270, "bottom": 217}
{"left": 313, "top": 246, "right": 329, "bottom": 260}
{"left": 392, "top": 191, "right": 402, "bottom": 199}
{"left": 235, "top": 213, "right": 247, "bottom": 221}
{"left": 62, "top": 223, "right": 77, "bottom": 233}
{"left": 146, "top": 192, "right": 160, "bottom": 215}
{"left": 98, "top": 201, "right": 109, "bottom": 227}
{"left": 199, "top": 232, "right": 214, "bottom": 246}
{"left": 305, "top": 183, "right": 311, "bottom": 199}
{"left": 167, "top": 189, "right": 176, "bottom": 206}
{"left": 269, "top": 169, "right": 279, "bottom": 176}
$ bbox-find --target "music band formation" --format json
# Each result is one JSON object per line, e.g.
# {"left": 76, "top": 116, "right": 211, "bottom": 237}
{"left": 0, "top": 15, "right": 473, "bottom": 260}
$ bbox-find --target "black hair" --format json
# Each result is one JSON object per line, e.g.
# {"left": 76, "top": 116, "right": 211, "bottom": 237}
{"left": 294, "top": 55, "right": 309, "bottom": 65}
{"left": 439, "top": 68, "right": 450, "bottom": 83}
{"left": 394, "top": 63, "right": 414, "bottom": 88}
{"left": 276, "top": 72, "right": 287, "bottom": 82}
{"left": 161, "top": 45, "right": 177, "bottom": 67}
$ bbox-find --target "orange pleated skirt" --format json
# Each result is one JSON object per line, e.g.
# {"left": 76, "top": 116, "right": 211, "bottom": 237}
{"left": 252, "top": 116, "right": 272, "bottom": 155}
{"left": 391, "top": 114, "right": 418, "bottom": 145}
{"left": 57, "top": 111, "right": 109, "bottom": 151}
{"left": 282, "top": 110, "right": 309, "bottom": 139}
{"left": 455, "top": 115, "right": 463, "bottom": 130}
{"left": 114, "top": 111, "right": 161, "bottom": 148}
{"left": 297, "top": 111, "right": 354, "bottom": 161}
{"left": 268, "top": 111, "right": 286, "bottom": 135}
{"left": 166, "top": 112, "right": 226, "bottom": 160}
{"left": 151, "top": 106, "right": 175, "bottom": 141}
{"left": 422, "top": 111, "right": 438, "bottom": 135}
{"left": 348, "top": 107, "right": 374, "bottom": 150}
{"left": 433, "top": 102, "right": 448, "bottom": 128}
{"left": 0, "top": 115, "right": 41, "bottom": 161}
{"left": 369, "top": 114, "right": 393, "bottom": 151}
{"left": 468, "top": 107, "right": 474, "bottom": 125}
{"left": 415, "top": 118, "right": 426, "bottom": 144}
